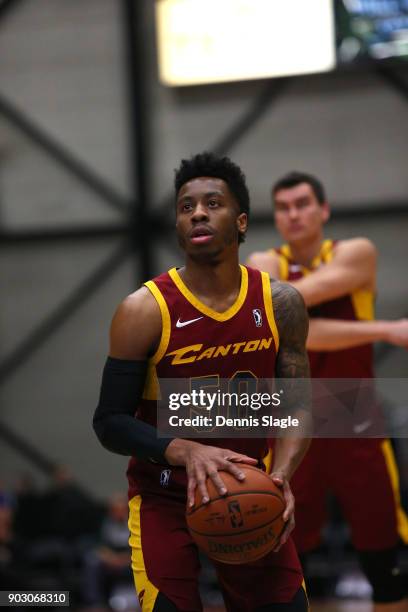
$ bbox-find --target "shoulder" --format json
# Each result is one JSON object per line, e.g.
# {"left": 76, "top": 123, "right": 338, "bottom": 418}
{"left": 114, "top": 285, "right": 160, "bottom": 324}
{"left": 271, "top": 280, "right": 308, "bottom": 344}
{"left": 110, "top": 286, "right": 162, "bottom": 359}
{"left": 246, "top": 249, "right": 280, "bottom": 276}
{"left": 271, "top": 280, "right": 306, "bottom": 309}
{"left": 334, "top": 237, "right": 377, "bottom": 260}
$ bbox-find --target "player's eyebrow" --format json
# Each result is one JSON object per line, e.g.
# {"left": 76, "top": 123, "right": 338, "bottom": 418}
{"left": 205, "top": 190, "right": 224, "bottom": 197}
{"left": 178, "top": 190, "right": 224, "bottom": 202}
{"left": 275, "top": 195, "right": 310, "bottom": 206}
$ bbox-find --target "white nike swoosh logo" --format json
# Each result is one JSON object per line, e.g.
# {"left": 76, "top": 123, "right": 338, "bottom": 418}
{"left": 176, "top": 316, "right": 204, "bottom": 328}
{"left": 353, "top": 419, "right": 372, "bottom": 434}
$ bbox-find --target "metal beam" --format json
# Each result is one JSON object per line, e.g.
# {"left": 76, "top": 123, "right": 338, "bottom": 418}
{"left": 122, "top": 0, "right": 155, "bottom": 281}
{"left": 0, "top": 223, "right": 129, "bottom": 244}
{"left": 156, "top": 78, "right": 290, "bottom": 219}
{"left": 0, "top": 421, "right": 56, "bottom": 475}
{"left": 248, "top": 202, "right": 408, "bottom": 227}
{"left": 376, "top": 63, "right": 408, "bottom": 104}
{"left": 211, "top": 78, "right": 289, "bottom": 156}
{"left": 0, "top": 0, "right": 24, "bottom": 23}
{"left": 0, "top": 200, "right": 406, "bottom": 248}
{"left": 0, "top": 241, "right": 129, "bottom": 383}
{"left": 0, "top": 93, "right": 130, "bottom": 214}
{"left": 157, "top": 199, "right": 408, "bottom": 258}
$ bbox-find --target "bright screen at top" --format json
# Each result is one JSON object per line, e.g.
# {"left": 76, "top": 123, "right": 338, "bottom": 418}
{"left": 336, "top": 0, "right": 408, "bottom": 62}
{"left": 155, "top": 0, "right": 336, "bottom": 86}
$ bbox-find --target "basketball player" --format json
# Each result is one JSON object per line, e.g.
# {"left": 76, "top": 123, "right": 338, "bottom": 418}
{"left": 93, "top": 154, "right": 311, "bottom": 612}
{"left": 247, "top": 171, "right": 408, "bottom": 611}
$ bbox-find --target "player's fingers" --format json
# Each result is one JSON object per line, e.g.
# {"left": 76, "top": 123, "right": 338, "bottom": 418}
{"left": 207, "top": 468, "right": 227, "bottom": 496}
{"left": 273, "top": 515, "right": 295, "bottom": 552}
{"left": 282, "top": 482, "right": 294, "bottom": 522}
{"left": 196, "top": 469, "right": 210, "bottom": 504}
{"left": 227, "top": 453, "right": 258, "bottom": 465}
{"left": 283, "top": 494, "right": 294, "bottom": 522}
{"left": 187, "top": 475, "right": 197, "bottom": 508}
{"left": 225, "top": 461, "right": 246, "bottom": 482}
{"left": 273, "top": 511, "right": 295, "bottom": 551}
{"left": 270, "top": 474, "right": 293, "bottom": 522}
{"left": 270, "top": 473, "right": 284, "bottom": 488}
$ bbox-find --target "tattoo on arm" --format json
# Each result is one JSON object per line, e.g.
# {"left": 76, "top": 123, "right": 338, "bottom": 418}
{"left": 272, "top": 281, "right": 311, "bottom": 420}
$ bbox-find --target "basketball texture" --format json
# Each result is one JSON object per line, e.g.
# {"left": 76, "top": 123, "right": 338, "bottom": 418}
{"left": 186, "top": 464, "right": 285, "bottom": 564}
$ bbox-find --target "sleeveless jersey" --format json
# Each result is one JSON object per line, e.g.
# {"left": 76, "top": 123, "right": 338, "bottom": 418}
{"left": 127, "top": 265, "right": 279, "bottom": 499}
{"left": 273, "top": 239, "right": 374, "bottom": 378}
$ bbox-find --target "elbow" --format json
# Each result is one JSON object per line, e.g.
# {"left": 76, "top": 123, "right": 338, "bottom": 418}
{"left": 93, "top": 413, "right": 117, "bottom": 452}
{"left": 92, "top": 413, "right": 129, "bottom": 457}
{"left": 356, "top": 237, "right": 377, "bottom": 257}
{"left": 93, "top": 414, "right": 108, "bottom": 448}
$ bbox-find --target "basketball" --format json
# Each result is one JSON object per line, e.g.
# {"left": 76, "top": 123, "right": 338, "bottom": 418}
{"left": 186, "top": 464, "right": 285, "bottom": 564}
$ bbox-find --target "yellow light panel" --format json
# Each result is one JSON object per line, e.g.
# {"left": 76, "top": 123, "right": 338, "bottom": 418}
{"left": 155, "top": 0, "right": 335, "bottom": 86}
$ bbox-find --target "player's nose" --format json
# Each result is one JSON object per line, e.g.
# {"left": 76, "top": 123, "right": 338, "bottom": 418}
{"left": 191, "top": 201, "right": 209, "bottom": 221}
{"left": 288, "top": 206, "right": 299, "bottom": 220}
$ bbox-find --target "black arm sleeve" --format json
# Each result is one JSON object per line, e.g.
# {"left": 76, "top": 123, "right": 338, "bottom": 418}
{"left": 93, "top": 357, "right": 173, "bottom": 462}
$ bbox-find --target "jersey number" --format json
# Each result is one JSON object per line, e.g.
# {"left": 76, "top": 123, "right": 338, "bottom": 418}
{"left": 189, "top": 371, "right": 257, "bottom": 431}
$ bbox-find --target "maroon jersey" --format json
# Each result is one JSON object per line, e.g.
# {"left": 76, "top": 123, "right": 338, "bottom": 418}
{"left": 273, "top": 239, "right": 374, "bottom": 378}
{"left": 127, "top": 265, "right": 279, "bottom": 499}
{"left": 272, "top": 242, "right": 408, "bottom": 553}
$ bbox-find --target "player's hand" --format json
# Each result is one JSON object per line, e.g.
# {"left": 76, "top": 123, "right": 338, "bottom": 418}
{"left": 386, "top": 319, "right": 408, "bottom": 348}
{"left": 269, "top": 471, "right": 295, "bottom": 552}
{"left": 164, "top": 439, "right": 258, "bottom": 508}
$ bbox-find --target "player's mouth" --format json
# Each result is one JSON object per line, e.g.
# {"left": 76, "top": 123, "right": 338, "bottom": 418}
{"left": 189, "top": 226, "right": 214, "bottom": 244}
{"left": 288, "top": 223, "right": 304, "bottom": 232}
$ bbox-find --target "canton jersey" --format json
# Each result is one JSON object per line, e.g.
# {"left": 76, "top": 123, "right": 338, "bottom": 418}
{"left": 127, "top": 265, "right": 279, "bottom": 499}
{"left": 273, "top": 239, "right": 374, "bottom": 378}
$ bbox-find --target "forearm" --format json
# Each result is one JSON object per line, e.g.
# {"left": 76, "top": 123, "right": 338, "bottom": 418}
{"left": 288, "top": 239, "right": 376, "bottom": 307}
{"left": 271, "top": 436, "right": 311, "bottom": 481}
{"left": 93, "top": 357, "right": 173, "bottom": 462}
{"left": 290, "top": 275, "right": 352, "bottom": 308}
{"left": 307, "top": 318, "right": 391, "bottom": 351}
{"left": 93, "top": 413, "right": 172, "bottom": 461}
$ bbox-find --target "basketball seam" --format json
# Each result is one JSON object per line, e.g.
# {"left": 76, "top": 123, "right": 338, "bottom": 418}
{"left": 187, "top": 490, "right": 283, "bottom": 514}
{"left": 187, "top": 513, "right": 284, "bottom": 538}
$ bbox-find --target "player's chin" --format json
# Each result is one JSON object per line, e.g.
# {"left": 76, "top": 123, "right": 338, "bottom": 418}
{"left": 188, "top": 244, "right": 223, "bottom": 262}
{"left": 285, "top": 229, "right": 307, "bottom": 242}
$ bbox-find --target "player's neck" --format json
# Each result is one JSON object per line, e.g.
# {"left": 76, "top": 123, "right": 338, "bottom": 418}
{"left": 287, "top": 234, "right": 324, "bottom": 267}
{"left": 179, "top": 255, "right": 242, "bottom": 309}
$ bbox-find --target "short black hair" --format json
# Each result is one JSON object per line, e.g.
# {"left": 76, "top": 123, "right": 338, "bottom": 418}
{"left": 174, "top": 152, "right": 250, "bottom": 244}
{"left": 272, "top": 171, "right": 326, "bottom": 205}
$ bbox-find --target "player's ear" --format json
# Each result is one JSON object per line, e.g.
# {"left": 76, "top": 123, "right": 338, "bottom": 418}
{"left": 321, "top": 202, "right": 330, "bottom": 224}
{"left": 237, "top": 212, "right": 248, "bottom": 235}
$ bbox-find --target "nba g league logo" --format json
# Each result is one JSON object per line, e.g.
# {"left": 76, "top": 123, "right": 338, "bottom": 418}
{"left": 160, "top": 469, "right": 171, "bottom": 487}
{"left": 252, "top": 309, "right": 262, "bottom": 327}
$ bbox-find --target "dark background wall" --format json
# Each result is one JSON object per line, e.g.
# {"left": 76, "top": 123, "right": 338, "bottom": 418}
{"left": 1, "top": 0, "right": 407, "bottom": 498}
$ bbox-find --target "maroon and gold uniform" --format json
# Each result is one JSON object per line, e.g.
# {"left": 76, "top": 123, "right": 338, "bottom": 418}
{"left": 127, "top": 265, "right": 304, "bottom": 611}
{"left": 273, "top": 239, "right": 408, "bottom": 553}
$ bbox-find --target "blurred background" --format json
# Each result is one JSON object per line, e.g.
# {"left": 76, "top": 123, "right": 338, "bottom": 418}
{"left": 0, "top": 0, "right": 407, "bottom": 610}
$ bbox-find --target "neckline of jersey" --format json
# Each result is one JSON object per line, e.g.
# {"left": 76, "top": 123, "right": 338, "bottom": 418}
{"left": 168, "top": 265, "right": 249, "bottom": 322}
{"left": 282, "top": 238, "right": 333, "bottom": 271}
